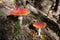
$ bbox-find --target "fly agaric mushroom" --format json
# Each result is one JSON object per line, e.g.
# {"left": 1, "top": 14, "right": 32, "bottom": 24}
{"left": 10, "top": 8, "right": 30, "bottom": 26}
{"left": 33, "top": 22, "right": 47, "bottom": 36}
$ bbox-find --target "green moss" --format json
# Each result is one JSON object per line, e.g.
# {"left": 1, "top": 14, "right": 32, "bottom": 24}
{"left": 14, "top": 21, "right": 20, "bottom": 36}
{"left": 0, "top": 11, "right": 4, "bottom": 16}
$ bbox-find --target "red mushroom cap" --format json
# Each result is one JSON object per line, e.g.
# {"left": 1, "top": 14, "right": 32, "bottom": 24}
{"left": 33, "top": 22, "right": 47, "bottom": 28}
{"left": 10, "top": 8, "right": 30, "bottom": 16}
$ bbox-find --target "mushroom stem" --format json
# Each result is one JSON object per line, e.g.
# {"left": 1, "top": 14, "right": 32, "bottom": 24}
{"left": 38, "top": 28, "right": 41, "bottom": 36}
{"left": 18, "top": 16, "right": 23, "bottom": 26}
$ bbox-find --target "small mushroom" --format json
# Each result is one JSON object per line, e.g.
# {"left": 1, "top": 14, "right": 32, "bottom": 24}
{"left": 10, "top": 8, "right": 30, "bottom": 26}
{"left": 33, "top": 22, "right": 47, "bottom": 36}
